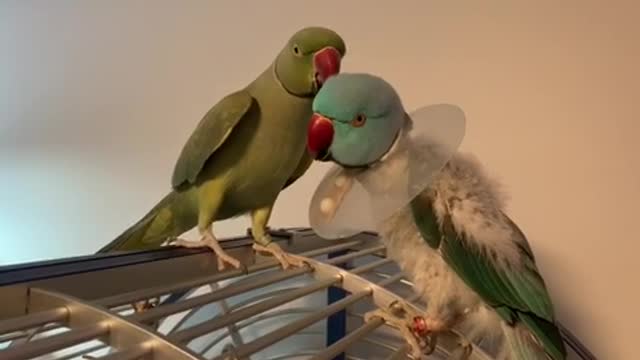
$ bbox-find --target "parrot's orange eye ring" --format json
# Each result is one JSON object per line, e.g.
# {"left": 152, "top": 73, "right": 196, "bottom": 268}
{"left": 351, "top": 113, "right": 367, "bottom": 128}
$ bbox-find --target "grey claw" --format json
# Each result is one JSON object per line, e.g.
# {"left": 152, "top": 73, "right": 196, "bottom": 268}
{"left": 425, "top": 334, "right": 437, "bottom": 355}
{"left": 388, "top": 300, "right": 406, "bottom": 317}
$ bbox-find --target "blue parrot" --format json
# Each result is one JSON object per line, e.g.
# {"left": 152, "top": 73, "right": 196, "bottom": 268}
{"left": 305, "top": 73, "right": 567, "bottom": 360}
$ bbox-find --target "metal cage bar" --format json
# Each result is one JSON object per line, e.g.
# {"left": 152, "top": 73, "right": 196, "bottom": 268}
{"left": 326, "top": 249, "right": 350, "bottom": 360}
{"left": 0, "top": 228, "right": 598, "bottom": 360}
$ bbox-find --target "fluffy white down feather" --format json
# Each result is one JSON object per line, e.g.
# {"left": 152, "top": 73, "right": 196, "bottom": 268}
{"left": 322, "top": 118, "right": 548, "bottom": 358}
{"left": 375, "top": 145, "right": 527, "bottom": 358}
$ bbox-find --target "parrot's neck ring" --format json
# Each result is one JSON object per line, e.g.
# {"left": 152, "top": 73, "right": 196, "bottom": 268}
{"left": 366, "top": 115, "right": 411, "bottom": 167}
{"left": 378, "top": 121, "right": 409, "bottom": 164}
{"left": 272, "top": 61, "right": 316, "bottom": 99}
{"left": 332, "top": 116, "right": 408, "bottom": 172}
{"left": 331, "top": 128, "right": 402, "bottom": 171}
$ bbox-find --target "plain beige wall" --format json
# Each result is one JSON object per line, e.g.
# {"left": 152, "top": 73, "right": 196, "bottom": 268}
{"left": 1, "top": 1, "right": 638, "bottom": 358}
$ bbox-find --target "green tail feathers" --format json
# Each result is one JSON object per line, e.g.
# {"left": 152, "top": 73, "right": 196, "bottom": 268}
{"left": 502, "top": 317, "right": 567, "bottom": 360}
{"left": 97, "top": 191, "right": 196, "bottom": 253}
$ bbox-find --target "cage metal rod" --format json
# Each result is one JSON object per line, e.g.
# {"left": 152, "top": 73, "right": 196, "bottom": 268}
{"left": 212, "top": 255, "right": 400, "bottom": 359}
{"left": 350, "top": 258, "right": 394, "bottom": 275}
{"left": 110, "top": 304, "right": 135, "bottom": 313}
{"left": 200, "top": 308, "right": 319, "bottom": 356}
{"left": 95, "top": 240, "right": 363, "bottom": 308}
{"left": 407, "top": 293, "right": 421, "bottom": 303}
{"left": 0, "top": 307, "right": 68, "bottom": 335}
{"left": 0, "top": 331, "right": 29, "bottom": 344}
{"left": 268, "top": 240, "right": 364, "bottom": 260}
{"left": 170, "top": 276, "right": 341, "bottom": 343}
{"left": 370, "top": 272, "right": 413, "bottom": 288}
{"left": 376, "top": 273, "right": 405, "bottom": 287}
{"left": 209, "top": 283, "right": 245, "bottom": 354}
{"left": 163, "top": 293, "right": 202, "bottom": 336}
{"left": 217, "top": 290, "right": 372, "bottom": 360}
{"left": 55, "top": 343, "right": 109, "bottom": 360}
{"left": 262, "top": 351, "right": 323, "bottom": 360}
{"left": 360, "top": 335, "right": 401, "bottom": 352}
{"left": 0, "top": 323, "right": 108, "bottom": 360}
{"left": 384, "top": 344, "right": 410, "bottom": 360}
{"left": 324, "top": 245, "right": 386, "bottom": 267}
{"left": 212, "top": 286, "right": 306, "bottom": 316}
{"left": 130, "top": 266, "right": 312, "bottom": 324}
{"left": 310, "top": 317, "right": 384, "bottom": 360}
{"left": 96, "top": 343, "right": 150, "bottom": 360}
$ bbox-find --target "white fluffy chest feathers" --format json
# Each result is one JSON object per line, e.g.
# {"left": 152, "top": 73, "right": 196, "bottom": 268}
{"left": 378, "top": 208, "right": 481, "bottom": 315}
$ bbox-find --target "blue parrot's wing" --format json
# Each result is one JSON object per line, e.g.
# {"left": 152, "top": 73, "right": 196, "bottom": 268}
{"left": 410, "top": 195, "right": 567, "bottom": 360}
{"left": 171, "top": 90, "right": 255, "bottom": 188}
{"left": 308, "top": 104, "right": 465, "bottom": 239}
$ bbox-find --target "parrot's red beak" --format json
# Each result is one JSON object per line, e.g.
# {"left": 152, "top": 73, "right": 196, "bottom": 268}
{"left": 307, "top": 113, "right": 334, "bottom": 159}
{"left": 313, "top": 47, "right": 341, "bottom": 87}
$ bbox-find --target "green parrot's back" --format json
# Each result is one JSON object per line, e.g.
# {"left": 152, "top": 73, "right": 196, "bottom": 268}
{"left": 98, "top": 65, "right": 313, "bottom": 253}
{"left": 206, "top": 71, "right": 312, "bottom": 215}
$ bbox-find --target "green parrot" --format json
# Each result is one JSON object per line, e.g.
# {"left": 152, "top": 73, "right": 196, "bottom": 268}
{"left": 306, "top": 73, "right": 567, "bottom": 360}
{"left": 98, "top": 27, "right": 346, "bottom": 273}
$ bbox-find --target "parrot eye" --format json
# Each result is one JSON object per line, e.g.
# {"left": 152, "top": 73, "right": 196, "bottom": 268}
{"left": 351, "top": 113, "right": 367, "bottom": 128}
{"left": 292, "top": 44, "right": 301, "bottom": 56}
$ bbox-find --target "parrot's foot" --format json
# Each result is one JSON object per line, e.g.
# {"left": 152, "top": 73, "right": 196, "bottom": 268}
{"left": 252, "top": 241, "right": 307, "bottom": 270}
{"left": 365, "top": 309, "right": 428, "bottom": 359}
{"left": 132, "top": 297, "right": 159, "bottom": 313}
{"left": 364, "top": 303, "right": 438, "bottom": 360}
{"left": 170, "top": 233, "right": 241, "bottom": 271}
{"left": 130, "top": 298, "right": 161, "bottom": 329}
{"left": 449, "top": 339, "right": 473, "bottom": 360}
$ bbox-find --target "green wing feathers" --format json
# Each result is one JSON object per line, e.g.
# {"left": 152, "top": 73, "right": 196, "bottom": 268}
{"left": 97, "top": 191, "right": 196, "bottom": 253}
{"left": 410, "top": 196, "right": 442, "bottom": 249}
{"left": 101, "top": 90, "right": 254, "bottom": 253}
{"left": 410, "top": 196, "right": 566, "bottom": 360}
{"left": 439, "top": 223, "right": 565, "bottom": 359}
{"left": 171, "top": 90, "right": 255, "bottom": 188}
{"left": 503, "top": 322, "right": 560, "bottom": 360}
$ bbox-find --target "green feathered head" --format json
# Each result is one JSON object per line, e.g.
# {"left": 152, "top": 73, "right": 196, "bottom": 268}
{"left": 275, "top": 27, "right": 346, "bottom": 97}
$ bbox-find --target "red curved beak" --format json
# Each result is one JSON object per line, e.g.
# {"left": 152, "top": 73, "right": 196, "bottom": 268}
{"left": 307, "top": 113, "right": 334, "bottom": 158}
{"left": 314, "top": 47, "right": 341, "bottom": 86}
